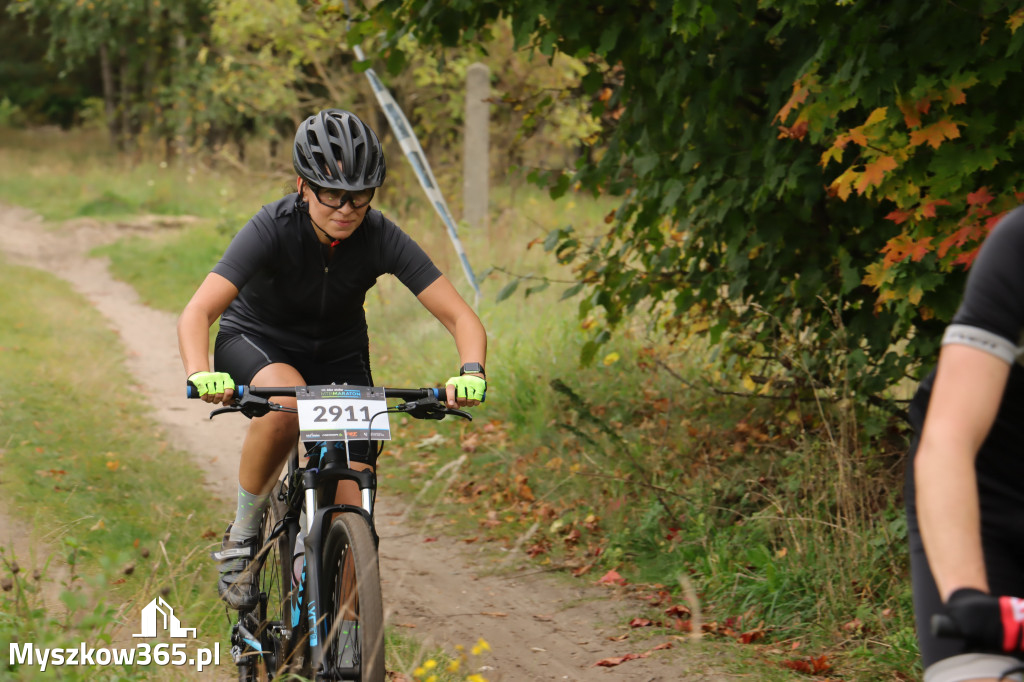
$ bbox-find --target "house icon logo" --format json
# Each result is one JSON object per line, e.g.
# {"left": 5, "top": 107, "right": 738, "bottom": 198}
{"left": 132, "top": 597, "right": 197, "bottom": 639}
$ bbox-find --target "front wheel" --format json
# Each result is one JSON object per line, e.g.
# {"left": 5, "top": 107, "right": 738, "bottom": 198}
{"left": 321, "top": 513, "right": 385, "bottom": 682}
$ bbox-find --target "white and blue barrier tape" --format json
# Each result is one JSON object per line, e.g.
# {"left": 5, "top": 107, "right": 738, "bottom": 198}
{"left": 348, "top": 37, "right": 482, "bottom": 307}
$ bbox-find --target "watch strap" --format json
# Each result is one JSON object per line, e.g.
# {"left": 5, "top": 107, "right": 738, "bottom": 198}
{"left": 459, "top": 362, "right": 485, "bottom": 378}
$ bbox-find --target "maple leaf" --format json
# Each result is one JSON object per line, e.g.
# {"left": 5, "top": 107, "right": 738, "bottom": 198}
{"left": 848, "top": 127, "right": 869, "bottom": 146}
{"left": 920, "top": 198, "right": 951, "bottom": 218}
{"left": 885, "top": 209, "right": 912, "bottom": 225}
{"left": 898, "top": 99, "right": 921, "bottom": 128}
{"left": 909, "top": 119, "right": 960, "bottom": 149}
{"left": 1009, "top": 8, "right": 1024, "bottom": 34}
{"left": 967, "top": 186, "right": 994, "bottom": 206}
{"left": 830, "top": 167, "right": 858, "bottom": 202}
{"left": 777, "top": 119, "right": 808, "bottom": 141}
{"left": 855, "top": 155, "right": 898, "bottom": 194}
{"left": 775, "top": 77, "right": 811, "bottom": 123}
{"left": 862, "top": 261, "right": 892, "bottom": 290}
{"left": 908, "top": 237, "right": 933, "bottom": 262}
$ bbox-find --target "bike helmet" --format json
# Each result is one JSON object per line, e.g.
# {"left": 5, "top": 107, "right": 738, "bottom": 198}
{"left": 292, "top": 109, "right": 386, "bottom": 191}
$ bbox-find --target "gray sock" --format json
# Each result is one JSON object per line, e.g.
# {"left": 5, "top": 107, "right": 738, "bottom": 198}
{"left": 221, "top": 485, "right": 270, "bottom": 572}
{"left": 230, "top": 484, "right": 270, "bottom": 541}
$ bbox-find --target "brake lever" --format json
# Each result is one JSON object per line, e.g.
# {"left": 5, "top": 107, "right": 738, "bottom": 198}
{"left": 397, "top": 397, "right": 473, "bottom": 421}
{"left": 208, "top": 393, "right": 274, "bottom": 420}
{"left": 446, "top": 406, "right": 473, "bottom": 421}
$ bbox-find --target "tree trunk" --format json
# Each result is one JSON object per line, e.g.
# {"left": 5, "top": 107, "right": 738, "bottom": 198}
{"left": 119, "top": 46, "right": 133, "bottom": 152}
{"left": 98, "top": 43, "right": 119, "bottom": 149}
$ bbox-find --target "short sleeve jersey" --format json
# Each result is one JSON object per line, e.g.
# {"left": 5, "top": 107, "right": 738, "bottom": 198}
{"left": 908, "top": 204, "right": 1024, "bottom": 537}
{"left": 212, "top": 194, "right": 442, "bottom": 359}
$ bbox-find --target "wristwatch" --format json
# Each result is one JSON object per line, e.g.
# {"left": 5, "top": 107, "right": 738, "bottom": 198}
{"left": 460, "top": 362, "right": 486, "bottom": 378}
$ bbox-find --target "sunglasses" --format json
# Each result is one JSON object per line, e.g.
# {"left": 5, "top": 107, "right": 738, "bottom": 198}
{"left": 307, "top": 184, "right": 375, "bottom": 210}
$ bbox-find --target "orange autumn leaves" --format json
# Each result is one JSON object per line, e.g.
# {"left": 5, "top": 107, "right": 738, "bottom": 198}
{"left": 774, "top": 70, "right": 1017, "bottom": 312}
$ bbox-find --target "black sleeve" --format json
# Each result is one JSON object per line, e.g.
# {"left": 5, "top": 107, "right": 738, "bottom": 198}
{"left": 944, "top": 205, "right": 1024, "bottom": 363}
{"left": 375, "top": 214, "right": 442, "bottom": 295}
{"left": 211, "top": 207, "right": 279, "bottom": 290}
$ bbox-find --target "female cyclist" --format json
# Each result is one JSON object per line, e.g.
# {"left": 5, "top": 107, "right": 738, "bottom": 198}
{"left": 177, "top": 109, "right": 487, "bottom": 609}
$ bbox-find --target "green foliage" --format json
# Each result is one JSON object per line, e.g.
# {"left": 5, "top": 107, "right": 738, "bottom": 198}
{"left": 371, "top": 0, "right": 1024, "bottom": 404}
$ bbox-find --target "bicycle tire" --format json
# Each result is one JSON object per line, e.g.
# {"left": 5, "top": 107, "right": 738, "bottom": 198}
{"left": 321, "top": 513, "right": 385, "bottom": 682}
{"left": 252, "top": 479, "right": 289, "bottom": 680}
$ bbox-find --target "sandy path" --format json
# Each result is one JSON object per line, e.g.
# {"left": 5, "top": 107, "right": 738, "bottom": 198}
{"left": 0, "top": 204, "right": 734, "bottom": 681}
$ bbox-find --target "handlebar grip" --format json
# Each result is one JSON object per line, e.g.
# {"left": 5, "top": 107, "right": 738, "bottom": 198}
{"left": 186, "top": 383, "right": 245, "bottom": 399}
{"left": 931, "top": 613, "right": 961, "bottom": 638}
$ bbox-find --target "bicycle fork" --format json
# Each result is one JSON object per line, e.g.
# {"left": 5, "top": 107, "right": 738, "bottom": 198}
{"left": 295, "top": 464, "right": 378, "bottom": 677}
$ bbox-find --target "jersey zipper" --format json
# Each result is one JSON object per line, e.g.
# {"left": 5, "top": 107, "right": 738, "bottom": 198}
{"left": 316, "top": 244, "right": 331, "bottom": 360}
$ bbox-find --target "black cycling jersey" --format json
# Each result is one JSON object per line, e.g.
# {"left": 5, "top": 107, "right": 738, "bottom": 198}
{"left": 906, "top": 204, "right": 1024, "bottom": 670}
{"left": 212, "top": 194, "right": 442, "bottom": 361}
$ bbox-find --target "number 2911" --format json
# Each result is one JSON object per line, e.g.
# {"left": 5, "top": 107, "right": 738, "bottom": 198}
{"left": 313, "top": 405, "right": 371, "bottom": 423}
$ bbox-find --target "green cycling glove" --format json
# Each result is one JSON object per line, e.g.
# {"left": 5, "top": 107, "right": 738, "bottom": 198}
{"left": 188, "top": 371, "right": 236, "bottom": 397}
{"left": 445, "top": 375, "right": 487, "bottom": 403}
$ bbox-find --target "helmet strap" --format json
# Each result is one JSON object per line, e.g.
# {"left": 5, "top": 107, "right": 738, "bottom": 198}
{"left": 299, "top": 183, "right": 341, "bottom": 247}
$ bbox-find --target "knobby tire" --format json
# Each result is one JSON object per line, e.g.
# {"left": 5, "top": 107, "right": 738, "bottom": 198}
{"left": 322, "top": 513, "right": 385, "bottom": 682}
{"left": 252, "top": 478, "right": 292, "bottom": 680}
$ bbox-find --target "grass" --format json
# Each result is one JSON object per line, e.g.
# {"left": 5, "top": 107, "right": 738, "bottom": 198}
{"left": 0, "top": 125, "right": 922, "bottom": 681}
{"left": 0, "top": 259, "right": 226, "bottom": 679}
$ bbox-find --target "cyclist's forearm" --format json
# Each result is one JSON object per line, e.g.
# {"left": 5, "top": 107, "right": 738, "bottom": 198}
{"left": 452, "top": 312, "right": 487, "bottom": 371}
{"left": 915, "top": 438, "right": 988, "bottom": 600}
{"left": 177, "top": 306, "right": 214, "bottom": 376}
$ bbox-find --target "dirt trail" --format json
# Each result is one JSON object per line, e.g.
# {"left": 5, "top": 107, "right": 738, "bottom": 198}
{"left": 0, "top": 205, "right": 737, "bottom": 681}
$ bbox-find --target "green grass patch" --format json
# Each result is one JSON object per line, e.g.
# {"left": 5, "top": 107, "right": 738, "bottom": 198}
{"left": 0, "top": 258, "right": 225, "bottom": 679}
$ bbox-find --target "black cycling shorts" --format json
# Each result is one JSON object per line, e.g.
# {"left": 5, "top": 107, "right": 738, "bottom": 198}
{"left": 213, "top": 331, "right": 376, "bottom": 464}
{"left": 905, "top": 434, "right": 1024, "bottom": 673}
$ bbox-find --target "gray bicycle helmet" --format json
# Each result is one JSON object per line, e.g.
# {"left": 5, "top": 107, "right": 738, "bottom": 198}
{"left": 292, "top": 109, "right": 386, "bottom": 191}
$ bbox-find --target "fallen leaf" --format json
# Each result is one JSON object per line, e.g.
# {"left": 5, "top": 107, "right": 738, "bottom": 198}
{"left": 629, "top": 618, "right": 654, "bottom": 628}
{"left": 650, "top": 642, "right": 673, "bottom": 651}
{"left": 607, "top": 633, "right": 629, "bottom": 642}
{"left": 423, "top": 537, "right": 438, "bottom": 543}
{"left": 597, "top": 570, "right": 628, "bottom": 586}
{"left": 739, "top": 628, "right": 766, "bottom": 644}
{"left": 481, "top": 611, "right": 508, "bottom": 617}
{"left": 594, "top": 652, "right": 648, "bottom": 667}
{"left": 780, "top": 655, "right": 831, "bottom": 674}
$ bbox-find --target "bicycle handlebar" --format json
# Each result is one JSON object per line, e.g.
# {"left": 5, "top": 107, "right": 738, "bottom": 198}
{"left": 931, "top": 613, "right": 959, "bottom": 638}
{"left": 186, "top": 383, "right": 471, "bottom": 421}
{"left": 185, "top": 385, "right": 441, "bottom": 401}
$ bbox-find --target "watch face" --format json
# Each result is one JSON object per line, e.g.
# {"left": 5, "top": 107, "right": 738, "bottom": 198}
{"left": 461, "top": 363, "right": 485, "bottom": 376}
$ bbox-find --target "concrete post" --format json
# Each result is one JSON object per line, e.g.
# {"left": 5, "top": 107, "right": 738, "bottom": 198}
{"left": 463, "top": 62, "right": 490, "bottom": 231}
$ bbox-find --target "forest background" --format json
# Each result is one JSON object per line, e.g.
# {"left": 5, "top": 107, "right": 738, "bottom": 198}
{"left": 3, "top": 0, "right": 1024, "bottom": 680}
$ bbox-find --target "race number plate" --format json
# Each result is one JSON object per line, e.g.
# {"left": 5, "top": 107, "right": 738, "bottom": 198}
{"left": 296, "top": 385, "right": 391, "bottom": 442}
